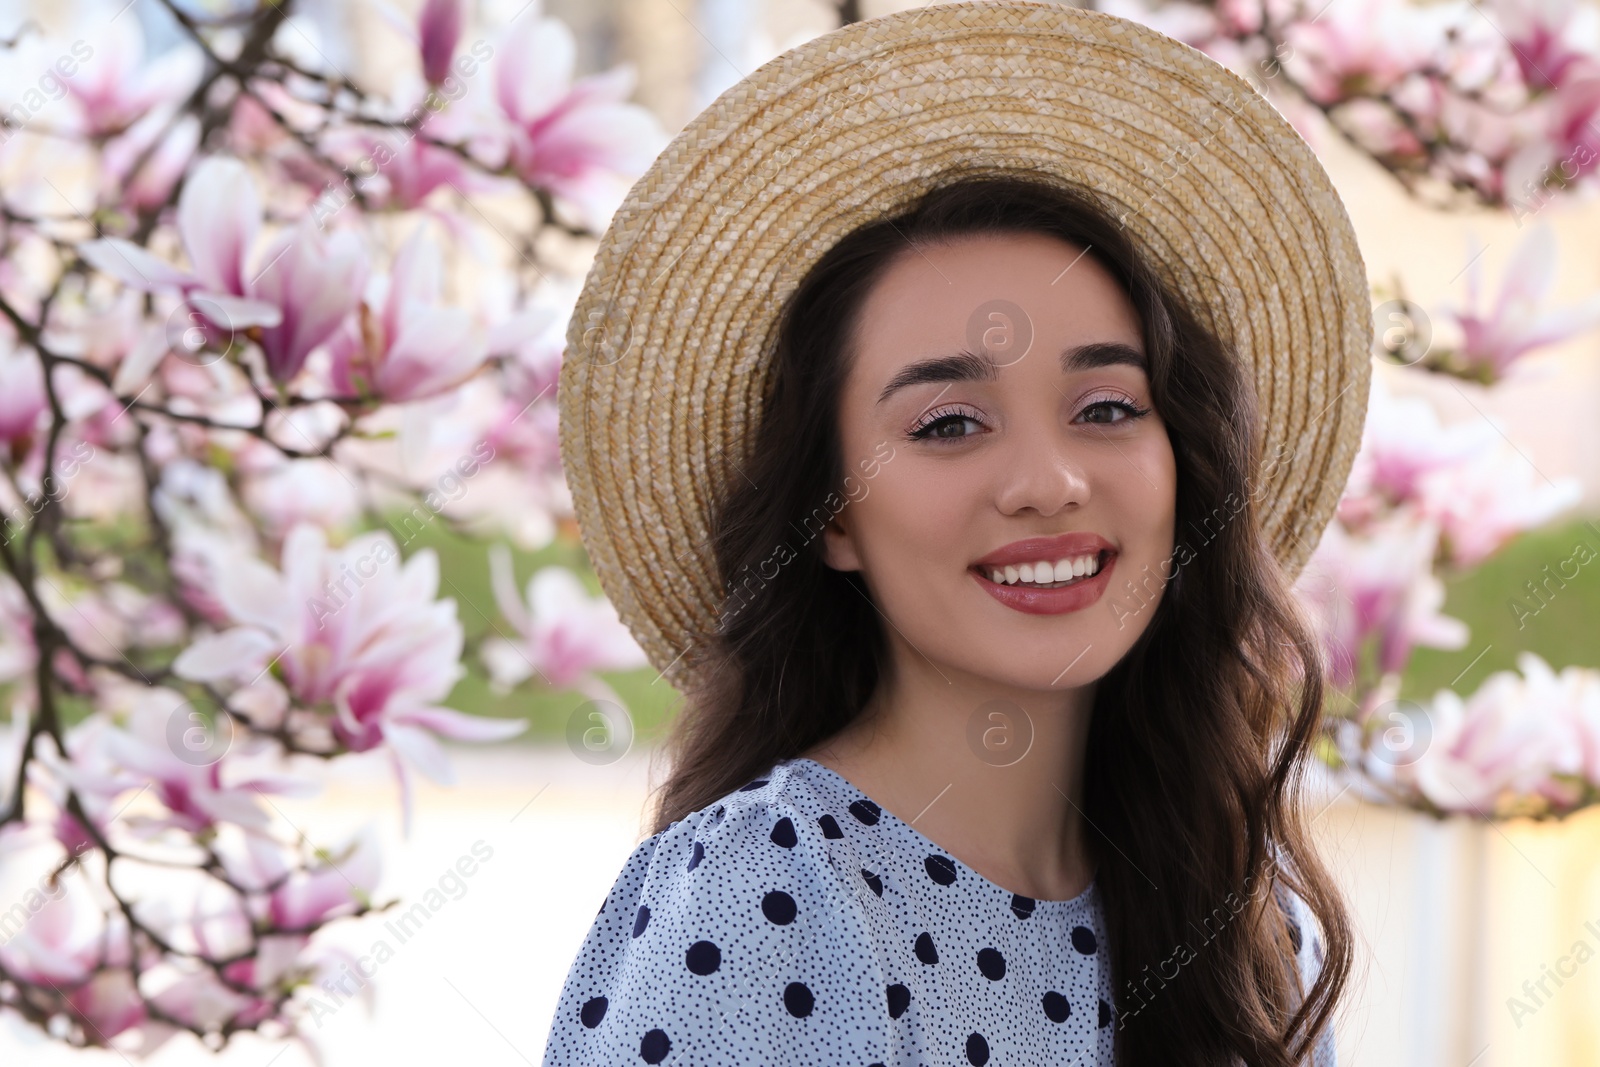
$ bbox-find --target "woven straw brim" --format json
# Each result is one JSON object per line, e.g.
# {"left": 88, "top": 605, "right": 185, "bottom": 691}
{"left": 559, "top": 0, "right": 1372, "bottom": 695}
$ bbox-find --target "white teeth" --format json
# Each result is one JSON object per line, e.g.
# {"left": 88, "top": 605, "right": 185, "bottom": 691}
{"left": 985, "top": 554, "right": 1102, "bottom": 586}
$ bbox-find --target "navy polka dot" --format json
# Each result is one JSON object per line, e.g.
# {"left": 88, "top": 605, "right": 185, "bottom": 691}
{"left": 783, "top": 981, "right": 815, "bottom": 1017}
{"left": 640, "top": 1028, "right": 669, "bottom": 1063}
{"left": 685, "top": 940, "right": 720, "bottom": 975}
{"left": 539, "top": 757, "right": 1334, "bottom": 1066}
{"left": 761, "top": 889, "right": 797, "bottom": 925}
{"left": 925, "top": 853, "right": 958, "bottom": 885}
{"left": 849, "top": 797, "right": 881, "bottom": 825}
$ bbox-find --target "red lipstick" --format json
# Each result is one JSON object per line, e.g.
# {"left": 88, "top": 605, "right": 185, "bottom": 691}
{"left": 970, "top": 532, "right": 1117, "bottom": 616}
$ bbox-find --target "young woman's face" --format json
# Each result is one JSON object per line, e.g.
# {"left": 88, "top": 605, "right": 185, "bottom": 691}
{"left": 822, "top": 230, "right": 1178, "bottom": 693}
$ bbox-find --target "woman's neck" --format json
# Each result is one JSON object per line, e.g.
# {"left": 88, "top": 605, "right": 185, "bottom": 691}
{"left": 798, "top": 660, "right": 1097, "bottom": 902}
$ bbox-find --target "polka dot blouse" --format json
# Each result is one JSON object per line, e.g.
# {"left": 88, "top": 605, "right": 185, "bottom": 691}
{"left": 540, "top": 757, "right": 1335, "bottom": 1066}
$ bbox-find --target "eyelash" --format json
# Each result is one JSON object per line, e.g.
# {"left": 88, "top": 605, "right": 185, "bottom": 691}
{"left": 905, "top": 395, "right": 1153, "bottom": 443}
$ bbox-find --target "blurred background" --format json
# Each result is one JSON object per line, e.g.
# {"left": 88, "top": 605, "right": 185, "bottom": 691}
{"left": 0, "top": 0, "right": 1599, "bottom": 1064}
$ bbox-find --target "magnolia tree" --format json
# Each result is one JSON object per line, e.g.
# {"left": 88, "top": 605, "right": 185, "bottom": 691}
{"left": 0, "top": 0, "right": 654, "bottom": 1055}
{"left": 1092, "top": 0, "right": 1600, "bottom": 817}
{"left": 0, "top": 0, "right": 1598, "bottom": 1058}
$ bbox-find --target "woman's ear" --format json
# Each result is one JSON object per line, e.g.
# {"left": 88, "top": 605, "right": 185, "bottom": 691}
{"left": 819, "top": 514, "right": 863, "bottom": 573}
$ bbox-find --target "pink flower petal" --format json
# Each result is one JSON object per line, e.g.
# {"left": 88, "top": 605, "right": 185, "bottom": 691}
{"left": 394, "top": 705, "right": 528, "bottom": 742}
{"left": 78, "top": 237, "right": 195, "bottom": 291}
{"left": 177, "top": 156, "right": 261, "bottom": 296}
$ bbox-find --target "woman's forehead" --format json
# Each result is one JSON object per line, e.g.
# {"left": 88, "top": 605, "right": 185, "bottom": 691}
{"left": 847, "top": 235, "right": 1144, "bottom": 386}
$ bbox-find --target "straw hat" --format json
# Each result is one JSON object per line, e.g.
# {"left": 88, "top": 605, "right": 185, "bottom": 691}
{"left": 558, "top": 0, "right": 1372, "bottom": 694}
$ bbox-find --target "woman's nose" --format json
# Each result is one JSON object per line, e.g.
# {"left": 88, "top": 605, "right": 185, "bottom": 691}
{"left": 992, "top": 423, "right": 1091, "bottom": 518}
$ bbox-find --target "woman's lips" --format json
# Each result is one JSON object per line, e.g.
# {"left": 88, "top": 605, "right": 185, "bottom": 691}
{"left": 970, "top": 551, "right": 1116, "bottom": 615}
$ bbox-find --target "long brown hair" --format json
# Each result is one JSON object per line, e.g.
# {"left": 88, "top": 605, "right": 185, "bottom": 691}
{"left": 643, "top": 174, "right": 1352, "bottom": 1066}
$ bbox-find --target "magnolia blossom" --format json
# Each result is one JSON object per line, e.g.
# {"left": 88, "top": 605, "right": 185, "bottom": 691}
{"left": 1446, "top": 225, "right": 1600, "bottom": 379}
{"left": 479, "top": 289, "right": 566, "bottom": 471}
{"left": 0, "top": 827, "right": 153, "bottom": 1051}
{"left": 481, "top": 544, "right": 648, "bottom": 694}
{"left": 1414, "top": 442, "right": 1582, "bottom": 568}
{"left": 220, "top": 822, "right": 383, "bottom": 930}
{"left": 491, "top": 14, "right": 668, "bottom": 228}
{"left": 250, "top": 219, "right": 370, "bottom": 382}
{"left": 418, "top": 0, "right": 466, "bottom": 86}
{"left": 101, "top": 111, "right": 201, "bottom": 214}
{"left": 1334, "top": 372, "right": 1494, "bottom": 525}
{"left": 0, "top": 882, "right": 148, "bottom": 1042}
{"left": 370, "top": 0, "right": 466, "bottom": 87}
{"left": 153, "top": 459, "right": 265, "bottom": 627}
{"left": 78, "top": 156, "right": 284, "bottom": 356}
{"left": 326, "top": 225, "right": 487, "bottom": 402}
{"left": 171, "top": 522, "right": 526, "bottom": 833}
{"left": 240, "top": 457, "right": 366, "bottom": 537}
{"left": 1294, "top": 514, "right": 1469, "bottom": 690}
{"left": 78, "top": 158, "right": 368, "bottom": 385}
{"left": 1496, "top": 0, "right": 1598, "bottom": 93}
{"left": 1280, "top": 0, "right": 1444, "bottom": 104}
{"left": 148, "top": 827, "right": 386, "bottom": 1033}
{"left": 1334, "top": 373, "right": 1583, "bottom": 567}
{"left": 91, "top": 681, "right": 320, "bottom": 837}
{"left": 33, "top": 575, "right": 185, "bottom": 673}
{"left": 320, "top": 128, "right": 484, "bottom": 213}
{"left": 1382, "top": 652, "right": 1598, "bottom": 814}
{"left": 58, "top": 16, "right": 202, "bottom": 137}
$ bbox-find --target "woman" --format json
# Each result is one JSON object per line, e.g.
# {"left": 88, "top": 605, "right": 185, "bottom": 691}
{"left": 544, "top": 5, "right": 1371, "bottom": 1066}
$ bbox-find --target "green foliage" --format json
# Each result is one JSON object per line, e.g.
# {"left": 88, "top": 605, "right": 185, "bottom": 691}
{"left": 1403, "top": 515, "right": 1600, "bottom": 700}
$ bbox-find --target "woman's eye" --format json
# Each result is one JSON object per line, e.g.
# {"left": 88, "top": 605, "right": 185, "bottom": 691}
{"left": 909, "top": 413, "right": 982, "bottom": 441}
{"left": 1078, "top": 399, "right": 1151, "bottom": 424}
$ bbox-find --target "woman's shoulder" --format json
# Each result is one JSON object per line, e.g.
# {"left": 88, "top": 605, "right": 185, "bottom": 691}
{"left": 604, "top": 760, "right": 860, "bottom": 919}
{"left": 540, "top": 762, "right": 887, "bottom": 1065}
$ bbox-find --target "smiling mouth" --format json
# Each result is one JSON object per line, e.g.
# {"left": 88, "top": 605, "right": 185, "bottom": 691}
{"left": 971, "top": 549, "right": 1115, "bottom": 589}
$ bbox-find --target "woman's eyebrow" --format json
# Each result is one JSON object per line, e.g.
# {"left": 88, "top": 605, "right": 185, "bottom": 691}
{"left": 875, "top": 341, "right": 1147, "bottom": 406}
